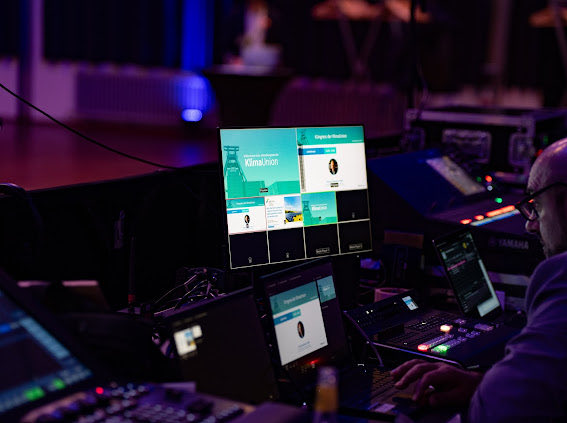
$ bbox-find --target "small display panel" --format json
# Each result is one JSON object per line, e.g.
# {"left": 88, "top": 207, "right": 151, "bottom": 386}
{"left": 402, "top": 296, "right": 418, "bottom": 310}
{"left": 219, "top": 126, "right": 372, "bottom": 269}
{"left": 426, "top": 156, "right": 485, "bottom": 196}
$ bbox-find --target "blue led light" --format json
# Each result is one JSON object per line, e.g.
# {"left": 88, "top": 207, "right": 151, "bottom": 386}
{"left": 181, "top": 109, "right": 203, "bottom": 122}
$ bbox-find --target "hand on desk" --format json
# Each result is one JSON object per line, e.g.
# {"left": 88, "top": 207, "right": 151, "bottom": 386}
{"left": 390, "top": 359, "right": 483, "bottom": 408}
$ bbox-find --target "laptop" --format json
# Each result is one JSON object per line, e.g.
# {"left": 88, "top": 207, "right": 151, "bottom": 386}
{"left": 259, "top": 259, "right": 418, "bottom": 420}
{"left": 433, "top": 229, "right": 525, "bottom": 327}
{"left": 433, "top": 229, "right": 502, "bottom": 321}
{"left": 164, "top": 287, "right": 279, "bottom": 404}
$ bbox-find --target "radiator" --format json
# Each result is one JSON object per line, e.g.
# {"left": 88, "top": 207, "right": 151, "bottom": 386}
{"left": 76, "top": 69, "right": 214, "bottom": 125}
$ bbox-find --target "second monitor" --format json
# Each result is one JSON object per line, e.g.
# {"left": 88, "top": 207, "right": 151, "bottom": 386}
{"left": 219, "top": 125, "right": 372, "bottom": 269}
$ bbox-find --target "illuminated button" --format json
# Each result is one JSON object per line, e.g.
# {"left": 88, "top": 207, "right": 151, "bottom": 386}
{"left": 486, "top": 205, "right": 516, "bottom": 217}
{"left": 440, "top": 324, "right": 453, "bottom": 333}
{"left": 495, "top": 197, "right": 503, "bottom": 204}
{"left": 487, "top": 185, "right": 493, "bottom": 191}
{"left": 417, "top": 344, "right": 429, "bottom": 352}
{"left": 460, "top": 219, "right": 472, "bottom": 225}
{"left": 485, "top": 175, "right": 493, "bottom": 183}
{"left": 474, "top": 215, "right": 484, "bottom": 221}
{"left": 432, "top": 345, "right": 448, "bottom": 353}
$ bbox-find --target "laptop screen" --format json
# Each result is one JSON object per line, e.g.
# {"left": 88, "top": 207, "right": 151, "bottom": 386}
{"left": 168, "top": 288, "right": 278, "bottom": 404}
{"left": 262, "top": 261, "right": 349, "bottom": 374}
{"left": 433, "top": 231, "right": 501, "bottom": 318}
{"left": 0, "top": 274, "right": 94, "bottom": 418}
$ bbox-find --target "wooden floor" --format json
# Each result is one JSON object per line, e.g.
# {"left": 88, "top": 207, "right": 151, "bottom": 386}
{"left": 0, "top": 119, "right": 219, "bottom": 191}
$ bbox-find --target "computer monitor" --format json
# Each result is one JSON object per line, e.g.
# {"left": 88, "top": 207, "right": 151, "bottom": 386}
{"left": 218, "top": 125, "right": 372, "bottom": 269}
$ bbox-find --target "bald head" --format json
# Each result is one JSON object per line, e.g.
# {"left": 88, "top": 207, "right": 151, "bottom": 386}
{"left": 529, "top": 138, "right": 567, "bottom": 192}
{"left": 526, "top": 138, "right": 567, "bottom": 257}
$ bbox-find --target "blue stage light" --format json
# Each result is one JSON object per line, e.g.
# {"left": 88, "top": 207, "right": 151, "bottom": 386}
{"left": 181, "top": 109, "right": 203, "bottom": 122}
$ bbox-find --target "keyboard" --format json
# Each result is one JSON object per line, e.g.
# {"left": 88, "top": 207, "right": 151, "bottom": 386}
{"left": 22, "top": 383, "right": 247, "bottom": 423}
{"left": 339, "top": 367, "right": 418, "bottom": 418}
{"left": 404, "top": 311, "right": 457, "bottom": 332}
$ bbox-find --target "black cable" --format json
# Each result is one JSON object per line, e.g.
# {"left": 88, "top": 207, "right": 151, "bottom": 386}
{"left": 343, "top": 310, "right": 384, "bottom": 367}
{"left": 0, "top": 81, "right": 180, "bottom": 170}
{"left": 152, "top": 272, "right": 202, "bottom": 309}
{"left": 173, "top": 280, "right": 212, "bottom": 310}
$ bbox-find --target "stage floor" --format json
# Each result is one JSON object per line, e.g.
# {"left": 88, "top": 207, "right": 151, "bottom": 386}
{"left": 0, "top": 119, "right": 219, "bottom": 191}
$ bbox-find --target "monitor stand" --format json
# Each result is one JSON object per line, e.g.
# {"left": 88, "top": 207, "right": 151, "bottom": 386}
{"left": 331, "top": 254, "right": 361, "bottom": 310}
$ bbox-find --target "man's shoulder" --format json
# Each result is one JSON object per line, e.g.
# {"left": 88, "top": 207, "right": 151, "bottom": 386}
{"left": 532, "top": 250, "right": 567, "bottom": 282}
{"left": 527, "top": 250, "right": 567, "bottom": 316}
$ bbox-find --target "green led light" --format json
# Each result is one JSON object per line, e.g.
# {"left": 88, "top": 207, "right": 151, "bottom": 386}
{"left": 432, "top": 345, "right": 449, "bottom": 355}
{"left": 495, "top": 197, "right": 503, "bottom": 204}
{"left": 476, "top": 177, "right": 482, "bottom": 182}
{"left": 53, "top": 378, "right": 66, "bottom": 390}
{"left": 24, "top": 387, "right": 45, "bottom": 401}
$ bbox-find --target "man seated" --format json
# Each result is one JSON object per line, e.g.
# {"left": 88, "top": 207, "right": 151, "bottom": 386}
{"left": 392, "top": 139, "right": 567, "bottom": 422}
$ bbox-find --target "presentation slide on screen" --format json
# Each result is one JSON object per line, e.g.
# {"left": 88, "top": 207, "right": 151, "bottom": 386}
{"left": 301, "top": 192, "right": 338, "bottom": 226}
{"left": 296, "top": 127, "right": 367, "bottom": 193}
{"left": 226, "top": 198, "right": 267, "bottom": 234}
{"left": 265, "top": 195, "right": 303, "bottom": 230}
{"left": 173, "top": 324, "right": 203, "bottom": 356}
{"left": 270, "top": 282, "right": 328, "bottom": 366}
{"left": 316, "top": 276, "right": 336, "bottom": 303}
{"left": 220, "top": 128, "right": 301, "bottom": 199}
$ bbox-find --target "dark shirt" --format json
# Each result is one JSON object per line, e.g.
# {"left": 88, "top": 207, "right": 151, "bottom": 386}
{"left": 469, "top": 251, "right": 567, "bottom": 422}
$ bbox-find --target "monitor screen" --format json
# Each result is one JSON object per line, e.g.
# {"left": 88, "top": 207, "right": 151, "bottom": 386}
{"left": 0, "top": 286, "right": 93, "bottom": 416}
{"left": 262, "top": 260, "right": 349, "bottom": 373}
{"left": 219, "top": 125, "right": 372, "bottom": 269}
{"left": 433, "top": 231, "right": 501, "bottom": 318}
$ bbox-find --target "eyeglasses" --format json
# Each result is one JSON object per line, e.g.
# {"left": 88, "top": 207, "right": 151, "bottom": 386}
{"left": 515, "top": 182, "right": 567, "bottom": 221}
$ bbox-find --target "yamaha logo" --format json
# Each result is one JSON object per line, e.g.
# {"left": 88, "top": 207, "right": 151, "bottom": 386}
{"left": 489, "top": 237, "right": 529, "bottom": 250}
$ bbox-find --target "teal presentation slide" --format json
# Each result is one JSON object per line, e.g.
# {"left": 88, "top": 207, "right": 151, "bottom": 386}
{"left": 316, "top": 276, "right": 336, "bottom": 303}
{"left": 220, "top": 128, "right": 301, "bottom": 199}
{"left": 301, "top": 192, "right": 338, "bottom": 226}
{"left": 296, "top": 126, "right": 364, "bottom": 146}
{"left": 270, "top": 282, "right": 319, "bottom": 316}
